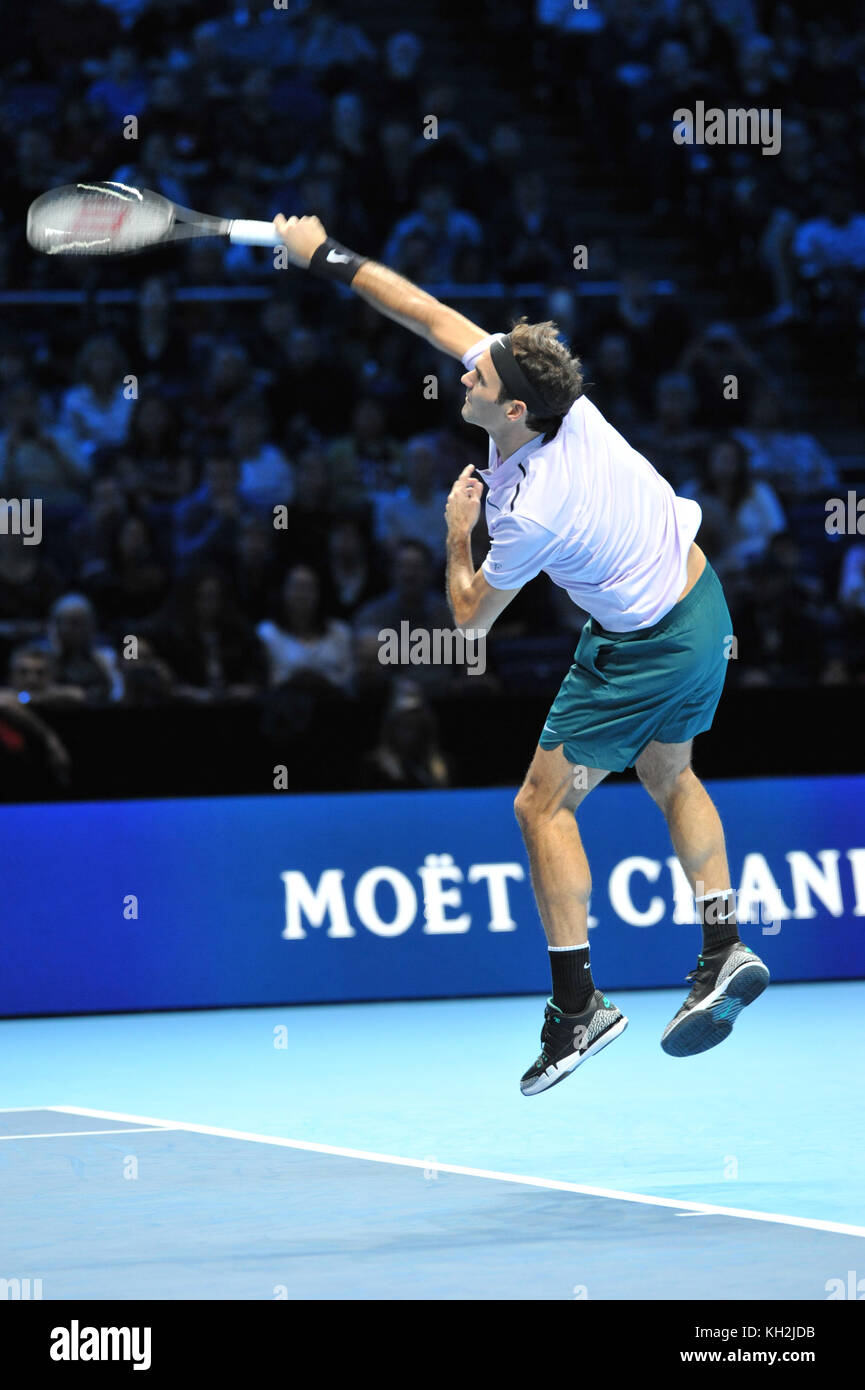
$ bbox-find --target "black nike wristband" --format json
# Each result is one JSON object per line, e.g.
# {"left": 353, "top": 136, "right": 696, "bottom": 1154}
{"left": 308, "top": 238, "right": 367, "bottom": 286}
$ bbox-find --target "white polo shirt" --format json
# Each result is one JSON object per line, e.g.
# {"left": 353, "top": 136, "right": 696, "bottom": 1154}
{"left": 463, "top": 335, "right": 702, "bottom": 632}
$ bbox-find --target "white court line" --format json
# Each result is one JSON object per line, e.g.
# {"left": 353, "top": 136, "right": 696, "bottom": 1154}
{"left": 45, "top": 1104, "right": 865, "bottom": 1241}
{"left": 0, "top": 1127, "right": 176, "bottom": 1141}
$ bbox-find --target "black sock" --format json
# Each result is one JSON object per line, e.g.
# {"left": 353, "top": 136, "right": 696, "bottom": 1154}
{"left": 549, "top": 944, "right": 595, "bottom": 1014}
{"left": 697, "top": 891, "right": 741, "bottom": 955}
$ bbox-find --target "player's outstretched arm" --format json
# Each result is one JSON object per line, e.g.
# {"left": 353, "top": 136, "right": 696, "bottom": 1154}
{"left": 274, "top": 214, "right": 487, "bottom": 361}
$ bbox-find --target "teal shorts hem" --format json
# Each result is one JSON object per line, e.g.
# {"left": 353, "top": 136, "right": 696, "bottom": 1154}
{"left": 538, "top": 561, "right": 732, "bottom": 772}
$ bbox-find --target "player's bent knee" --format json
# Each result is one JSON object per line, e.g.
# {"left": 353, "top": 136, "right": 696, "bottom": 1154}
{"left": 513, "top": 783, "right": 555, "bottom": 833}
{"left": 513, "top": 786, "right": 535, "bottom": 830}
{"left": 638, "top": 761, "right": 694, "bottom": 810}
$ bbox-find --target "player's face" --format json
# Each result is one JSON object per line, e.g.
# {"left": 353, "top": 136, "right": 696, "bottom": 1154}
{"left": 460, "top": 352, "right": 507, "bottom": 431}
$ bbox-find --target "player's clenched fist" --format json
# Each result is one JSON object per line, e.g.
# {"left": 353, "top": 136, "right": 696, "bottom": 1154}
{"left": 445, "top": 464, "right": 483, "bottom": 535}
{"left": 273, "top": 214, "right": 328, "bottom": 268}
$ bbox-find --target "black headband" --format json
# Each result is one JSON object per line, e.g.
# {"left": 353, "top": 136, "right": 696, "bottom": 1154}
{"left": 489, "top": 333, "right": 556, "bottom": 419}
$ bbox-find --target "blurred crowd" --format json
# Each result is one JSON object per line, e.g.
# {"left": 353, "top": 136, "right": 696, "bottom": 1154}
{"left": 0, "top": 0, "right": 863, "bottom": 793}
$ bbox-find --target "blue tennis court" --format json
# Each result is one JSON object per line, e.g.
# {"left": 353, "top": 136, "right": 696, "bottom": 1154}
{"left": 3, "top": 981, "right": 863, "bottom": 1301}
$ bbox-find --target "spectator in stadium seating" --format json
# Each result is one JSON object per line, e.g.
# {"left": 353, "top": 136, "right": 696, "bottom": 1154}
{"left": 679, "top": 437, "right": 786, "bottom": 589}
{"left": 193, "top": 342, "right": 262, "bottom": 437}
{"left": 142, "top": 70, "right": 210, "bottom": 188}
{"left": 838, "top": 542, "right": 865, "bottom": 627}
{"left": 118, "top": 635, "right": 176, "bottom": 706}
{"left": 359, "top": 683, "right": 451, "bottom": 791}
{"left": 3, "top": 642, "right": 83, "bottom": 708}
{"left": 232, "top": 399, "right": 295, "bottom": 513}
{"left": 372, "top": 435, "right": 449, "bottom": 564}
{"left": 793, "top": 182, "right": 865, "bottom": 283}
{"left": 373, "top": 31, "right": 424, "bottom": 122}
{"left": 584, "top": 332, "right": 647, "bottom": 430}
{"left": 732, "top": 532, "right": 836, "bottom": 688}
{"left": 47, "top": 593, "right": 123, "bottom": 703}
{"left": 325, "top": 514, "right": 388, "bottom": 622}
{"left": 351, "top": 625, "right": 393, "bottom": 700}
{"left": 472, "top": 124, "right": 525, "bottom": 209}
{"left": 70, "top": 475, "right": 129, "bottom": 581}
{"left": 82, "top": 511, "right": 170, "bottom": 627}
{"left": 678, "top": 322, "right": 769, "bottom": 428}
{"left": 0, "top": 383, "right": 84, "bottom": 510}
{"left": 272, "top": 444, "right": 334, "bottom": 568}
{"left": 231, "top": 516, "right": 282, "bottom": 623}
{"left": 632, "top": 371, "right": 710, "bottom": 490}
{"left": 86, "top": 45, "right": 149, "bottom": 124}
{"left": 57, "top": 335, "right": 134, "bottom": 473}
{"left": 591, "top": 267, "right": 691, "bottom": 371}
{"left": 415, "top": 80, "right": 488, "bottom": 187}
{"left": 753, "top": 119, "right": 816, "bottom": 324}
{"left": 327, "top": 396, "right": 400, "bottom": 496}
{"left": 0, "top": 532, "right": 65, "bottom": 638}
{"left": 213, "top": 69, "right": 298, "bottom": 193}
{"left": 150, "top": 569, "right": 266, "bottom": 703}
{"left": 5, "top": 131, "right": 72, "bottom": 234}
{"left": 257, "top": 564, "right": 353, "bottom": 693}
{"left": 543, "top": 287, "right": 580, "bottom": 349}
{"left": 57, "top": 95, "right": 114, "bottom": 175}
{"left": 118, "top": 393, "right": 194, "bottom": 507}
{"left": 268, "top": 327, "right": 344, "bottom": 435}
{"left": 353, "top": 538, "right": 451, "bottom": 637}
{"left": 792, "top": 180, "right": 865, "bottom": 357}
{"left": 329, "top": 92, "right": 379, "bottom": 197}
{"left": 185, "top": 19, "right": 233, "bottom": 102}
{"left": 111, "top": 131, "right": 191, "bottom": 207}
{"left": 26, "top": 0, "right": 123, "bottom": 85}
{"left": 384, "top": 182, "right": 483, "bottom": 283}
{"left": 494, "top": 171, "right": 569, "bottom": 282}
{"left": 830, "top": 540, "right": 865, "bottom": 681}
{"left": 297, "top": 3, "right": 376, "bottom": 78}
{"left": 733, "top": 390, "right": 839, "bottom": 500}
{"left": 174, "top": 454, "right": 249, "bottom": 571}
{"left": 368, "top": 121, "right": 423, "bottom": 242}
{"left": 122, "top": 275, "right": 191, "bottom": 391}
{"left": 736, "top": 33, "right": 788, "bottom": 110}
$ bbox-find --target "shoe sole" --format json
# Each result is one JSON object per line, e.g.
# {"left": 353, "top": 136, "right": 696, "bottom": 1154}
{"left": 661, "top": 961, "right": 769, "bottom": 1058}
{"left": 521, "top": 1015, "right": 628, "bottom": 1096}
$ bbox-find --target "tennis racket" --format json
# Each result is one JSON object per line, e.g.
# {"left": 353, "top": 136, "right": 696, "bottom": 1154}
{"left": 26, "top": 181, "right": 282, "bottom": 257}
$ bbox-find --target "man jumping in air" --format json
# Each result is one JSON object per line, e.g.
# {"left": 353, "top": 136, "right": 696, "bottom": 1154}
{"left": 274, "top": 213, "right": 770, "bottom": 1096}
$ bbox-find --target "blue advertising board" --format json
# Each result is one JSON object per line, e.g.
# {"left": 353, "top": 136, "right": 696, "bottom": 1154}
{"left": 1, "top": 776, "right": 863, "bottom": 1016}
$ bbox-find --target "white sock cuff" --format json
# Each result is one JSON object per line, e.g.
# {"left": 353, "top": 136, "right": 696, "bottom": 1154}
{"left": 548, "top": 943, "right": 589, "bottom": 952}
{"left": 694, "top": 890, "right": 735, "bottom": 902}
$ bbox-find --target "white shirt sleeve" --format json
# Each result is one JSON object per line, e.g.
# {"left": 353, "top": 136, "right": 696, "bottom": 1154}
{"left": 481, "top": 514, "right": 563, "bottom": 590}
{"left": 461, "top": 334, "right": 503, "bottom": 369}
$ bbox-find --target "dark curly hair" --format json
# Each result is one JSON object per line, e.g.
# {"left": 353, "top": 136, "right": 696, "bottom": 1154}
{"left": 496, "top": 318, "right": 584, "bottom": 441}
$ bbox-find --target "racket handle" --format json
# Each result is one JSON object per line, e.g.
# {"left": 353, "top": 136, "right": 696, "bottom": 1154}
{"left": 227, "top": 219, "right": 282, "bottom": 247}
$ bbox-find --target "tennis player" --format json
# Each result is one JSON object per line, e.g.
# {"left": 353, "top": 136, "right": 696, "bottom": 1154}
{"left": 275, "top": 213, "right": 770, "bottom": 1096}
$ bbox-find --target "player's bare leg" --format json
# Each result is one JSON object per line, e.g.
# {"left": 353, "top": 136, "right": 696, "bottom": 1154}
{"left": 514, "top": 744, "right": 628, "bottom": 1095}
{"left": 635, "top": 738, "right": 731, "bottom": 895}
{"left": 635, "top": 738, "right": 769, "bottom": 1056}
{"left": 514, "top": 744, "right": 608, "bottom": 948}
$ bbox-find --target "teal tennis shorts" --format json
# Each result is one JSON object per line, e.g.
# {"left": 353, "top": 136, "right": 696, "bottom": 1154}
{"left": 538, "top": 560, "right": 733, "bottom": 772}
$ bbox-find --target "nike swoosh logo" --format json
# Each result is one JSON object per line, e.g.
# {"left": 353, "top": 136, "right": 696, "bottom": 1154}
{"left": 542, "top": 724, "right": 559, "bottom": 735}
{"left": 327, "top": 249, "right": 350, "bottom": 263}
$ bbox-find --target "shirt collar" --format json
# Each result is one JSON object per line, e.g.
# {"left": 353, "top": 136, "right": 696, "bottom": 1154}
{"left": 478, "top": 432, "right": 546, "bottom": 488}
